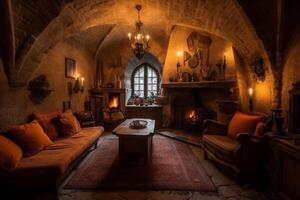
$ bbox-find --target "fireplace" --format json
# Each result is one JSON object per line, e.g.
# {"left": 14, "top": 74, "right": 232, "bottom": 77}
{"left": 172, "top": 93, "right": 215, "bottom": 131}
{"left": 89, "top": 88, "right": 125, "bottom": 126}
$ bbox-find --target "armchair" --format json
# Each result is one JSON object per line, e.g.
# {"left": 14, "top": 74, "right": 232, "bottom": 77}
{"left": 202, "top": 112, "right": 271, "bottom": 183}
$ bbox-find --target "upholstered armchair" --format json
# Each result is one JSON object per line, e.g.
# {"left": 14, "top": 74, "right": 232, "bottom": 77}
{"left": 202, "top": 112, "right": 271, "bottom": 183}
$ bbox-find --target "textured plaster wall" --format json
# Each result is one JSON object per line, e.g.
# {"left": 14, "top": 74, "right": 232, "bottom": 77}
{"left": 282, "top": 32, "right": 300, "bottom": 123}
{"left": 163, "top": 26, "right": 236, "bottom": 82}
{"left": 0, "top": 41, "right": 94, "bottom": 132}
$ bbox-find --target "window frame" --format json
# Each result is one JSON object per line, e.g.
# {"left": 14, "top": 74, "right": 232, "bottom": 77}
{"left": 131, "top": 63, "right": 160, "bottom": 98}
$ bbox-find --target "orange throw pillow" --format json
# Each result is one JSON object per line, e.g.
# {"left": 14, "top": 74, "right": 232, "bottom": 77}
{"left": 254, "top": 121, "right": 267, "bottom": 136}
{"left": 33, "top": 111, "right": 61, "bottom": 140}
{"left": 58, "top": 110, "right": 81, "bottom": 137}
{"left": 0, "top": 135, "right": 23, "bottom": 171}
{"left": 8, "top": 120, "right": 53, "bottom": 157}
{"left": 227, "top": 112, "right": 264, "bottom": 138}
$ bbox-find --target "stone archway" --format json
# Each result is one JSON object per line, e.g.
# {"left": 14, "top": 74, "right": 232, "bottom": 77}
{"left": 4, "top": 0, "right": 276, "bottom": 111}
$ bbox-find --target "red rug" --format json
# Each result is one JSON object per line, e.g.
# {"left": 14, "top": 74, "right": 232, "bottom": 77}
{"left": 65, "top": 135, "right": 216, "bottom": 192}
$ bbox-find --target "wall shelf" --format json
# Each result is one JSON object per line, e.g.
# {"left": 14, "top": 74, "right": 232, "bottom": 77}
{"left": 161, "top": 80, "right": 237, "bottom": 89}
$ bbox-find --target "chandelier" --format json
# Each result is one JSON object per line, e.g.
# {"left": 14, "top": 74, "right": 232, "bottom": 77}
{"left": 128, "top": 5, "right": 150, "bottom": 59}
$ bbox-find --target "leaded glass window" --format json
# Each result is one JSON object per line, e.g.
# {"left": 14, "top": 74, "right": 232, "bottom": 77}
{"left": 132, "top": 63, "right": 159, "bottom": 98}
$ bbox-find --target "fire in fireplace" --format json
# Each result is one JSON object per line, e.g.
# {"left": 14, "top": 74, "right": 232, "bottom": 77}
{"left": 186, "top": 110, "right": 199, "bottom": 124}
{"left": 172, "top": 93, "right": 215, "bottom": 131}
{"left": 109, "top": 96, "right": 119, "bottom": 109}
{"left": 108, "top": 93, "right": 120, "bottom": 109}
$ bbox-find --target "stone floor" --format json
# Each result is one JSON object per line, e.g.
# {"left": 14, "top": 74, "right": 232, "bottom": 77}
{"left": 59, "top": 132, "right": 269, "bottom": 200}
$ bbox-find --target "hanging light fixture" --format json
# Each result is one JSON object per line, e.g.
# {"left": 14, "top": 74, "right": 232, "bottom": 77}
{"left": 128, "top": 4, "right": 150, "bottom": 59}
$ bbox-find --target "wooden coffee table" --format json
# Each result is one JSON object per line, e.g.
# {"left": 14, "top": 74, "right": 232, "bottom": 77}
{"left": 112, "top": 118, "right": 155, "bottom": 164}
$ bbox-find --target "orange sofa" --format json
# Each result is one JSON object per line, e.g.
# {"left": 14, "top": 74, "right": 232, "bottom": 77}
{"left": 0, "top": 126, "right": 104, "bottom": 198}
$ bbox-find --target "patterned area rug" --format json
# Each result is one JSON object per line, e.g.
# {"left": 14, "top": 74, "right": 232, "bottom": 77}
{"left": 65, "top": 135, "right": 216, "bottom": 192}
{"left": 157, "top": 129, "right": 203, "bottom": 147}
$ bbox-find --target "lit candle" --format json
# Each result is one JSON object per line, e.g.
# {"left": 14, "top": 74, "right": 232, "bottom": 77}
{"left": 128, "top": 33, "right": 132, "bottom": 40}
{"left": 76, "top": 74, "right": 80, "bottom": 80}
{"left": 81, "top": 77, "right": 84, "bottom": 86}
{"left": 177, "top": 51, "right": 182, "bottom": 63}
{"left": 248, "top": 87, "right": 254, "bottom": 112}
{"left": 248, "top": 87, "right": 253, "bottom": 97}
{"left": 146, "top": 34, "right": 150, "bottom": 41}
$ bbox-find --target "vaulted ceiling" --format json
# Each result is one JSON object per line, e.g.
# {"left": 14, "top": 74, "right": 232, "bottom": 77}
{"left": 1, "top": 0, "right": 299, "bottom": 89}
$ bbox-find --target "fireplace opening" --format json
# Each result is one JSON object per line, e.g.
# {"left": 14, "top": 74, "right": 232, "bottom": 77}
{"left": 172, "top": 93, "right": 216, "bottom": 132}
{"left": 108, "top": 93, "right": 120, "bottom": 109}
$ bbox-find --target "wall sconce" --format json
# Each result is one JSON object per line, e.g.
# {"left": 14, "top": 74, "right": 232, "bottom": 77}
{"left": 252, "top": 58, "right": 265, "bottom": 83}
{"left": 73, "top": 74, "right": 84, "bottom": 93}
{"left": 248, "top": 87, "right": 254, "bottom": 112}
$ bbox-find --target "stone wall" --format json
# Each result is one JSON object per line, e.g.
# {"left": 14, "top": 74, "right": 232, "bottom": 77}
{"left": 0, "top": 41, "right": 94, "bottom": 132}
{"left": 282, "top": 31, "right": 300, "bottom": 125}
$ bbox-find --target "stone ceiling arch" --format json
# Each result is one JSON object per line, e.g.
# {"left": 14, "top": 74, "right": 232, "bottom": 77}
{"left": 7, "top": 0, "right": 272, "bottom": 88}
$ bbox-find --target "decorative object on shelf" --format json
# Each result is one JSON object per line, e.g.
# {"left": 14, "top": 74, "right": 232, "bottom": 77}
{"left": 127, "top": 4, "right": 150, "bottom": 59}
{"left": 200, "top": 64, "right": 213, "bottom": 81}
{"left": 252, "top": 58, "right": 265, "bottom": 83}
{"left": 106, "top": 82, "right": 114, "bottom": 88}
{"left": 248, "top": 87, "right": 254, "bottom": 112}
{"left": 182, "top": 72, "right": 191, "bottom": 82}
{"left": 191, "top": 72, "right": 199, "bottom": 82}
{"left": 129, "top": 119, "right": 148, "bottom": 129}
{"left": 27, "top": 75, "right": 52, "bottom": 104}
{"left": 65, "top": 57, "right": 76, "bottom": 79}
{"left": 271, "top": 108, "right": 284, "bottom": 135}
{"left": 133, "top": 96, "right": 142, "bottom": 105}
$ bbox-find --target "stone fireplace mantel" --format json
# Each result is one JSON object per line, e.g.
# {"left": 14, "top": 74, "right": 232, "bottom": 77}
{"left": 161, "top": 80, "right": 236, "bottom": 89}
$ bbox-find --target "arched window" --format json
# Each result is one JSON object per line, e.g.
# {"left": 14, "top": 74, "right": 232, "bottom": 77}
{"left": 132, "top": 63, "right": 160, "bottom": 98}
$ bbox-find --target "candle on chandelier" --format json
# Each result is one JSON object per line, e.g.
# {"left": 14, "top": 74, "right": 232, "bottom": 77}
{"left": 146, "top": 35, "right": 150, "bottom": 41}
{"left": 81, "top": 77, "right": 84, "bottom": 86}
{"left": 128, "top": 33, "right": 132, "bottom": 40}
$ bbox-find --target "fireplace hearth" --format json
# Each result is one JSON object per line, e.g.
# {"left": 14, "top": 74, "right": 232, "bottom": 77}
{"left": 172, "top": 93, "right": 215, "bottom": 132}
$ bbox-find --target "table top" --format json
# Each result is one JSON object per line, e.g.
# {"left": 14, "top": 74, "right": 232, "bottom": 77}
{"left": 112, "top": 118, "right": 155, "bottom": 136}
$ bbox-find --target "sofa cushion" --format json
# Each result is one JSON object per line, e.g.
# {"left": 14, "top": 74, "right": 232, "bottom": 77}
{"left": 0, "top": 135, "right": 23, "bottom": 171}
{"left": 203, "top": 135, "right": 239, "bottom": 163}
{"left": 227, "top": 112, "right": 264, "bottom": 138}
{"left": 1, "top": 126, "right": 104, "bottom": 187}
{"left": 8, "top": 120, "right": 53, "bottom": 157}
{"left": 58, "top": 110, "right": 81, "bottom": 137}
{"left": 33, "top": 111, "right": 61, "bottom": 140}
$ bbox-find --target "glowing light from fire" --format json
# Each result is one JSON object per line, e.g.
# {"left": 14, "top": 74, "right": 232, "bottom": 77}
{"left": 109, "top": 96, "right": 119, "bottom": 108}
{"left": 188, "top": 110, "right": 197, "bottom": 123}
